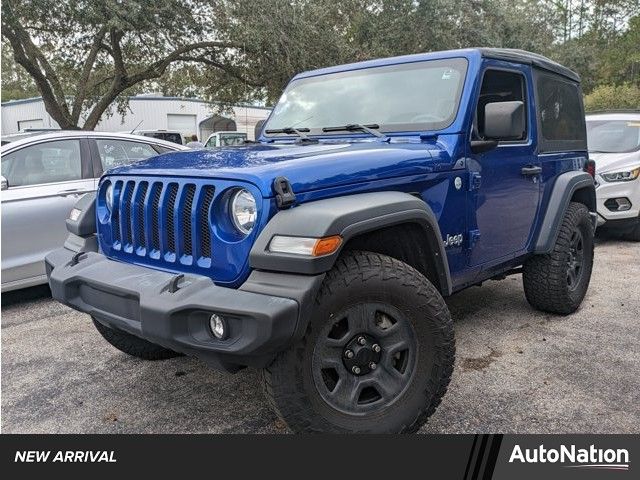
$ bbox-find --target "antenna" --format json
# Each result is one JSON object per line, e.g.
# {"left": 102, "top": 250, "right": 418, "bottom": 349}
{"left": 130, "top": 120, "right": 143, "bottom": 134}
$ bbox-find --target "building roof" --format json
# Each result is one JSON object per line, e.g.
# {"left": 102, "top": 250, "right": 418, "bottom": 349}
{"left": 1, "top": 95, "right": 272, "bottom": 110}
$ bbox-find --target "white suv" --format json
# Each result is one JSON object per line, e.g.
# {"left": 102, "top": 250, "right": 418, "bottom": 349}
{"left": 586, "top": 111, "right": 640, "bottom": 241}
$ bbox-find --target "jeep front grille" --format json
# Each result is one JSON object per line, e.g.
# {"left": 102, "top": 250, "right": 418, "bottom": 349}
{"left": 110, "top": 179, "right": 215, "bottom": 262}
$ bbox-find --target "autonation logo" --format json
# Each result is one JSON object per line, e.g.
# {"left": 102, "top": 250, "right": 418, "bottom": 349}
{"left": 509, "top": 444, "right": 630, "bottom": 471}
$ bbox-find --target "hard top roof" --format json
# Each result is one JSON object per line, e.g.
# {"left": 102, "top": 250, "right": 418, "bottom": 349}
{"left": 478, "top": 48, "right": 580, "bottom": 82}
{"left": 296, "top": 48, "right": 580, "bottom": 83}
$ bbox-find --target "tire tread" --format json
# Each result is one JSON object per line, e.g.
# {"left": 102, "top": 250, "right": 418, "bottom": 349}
{"left": 261, "top": 251, "right": 455, "bottom": 433}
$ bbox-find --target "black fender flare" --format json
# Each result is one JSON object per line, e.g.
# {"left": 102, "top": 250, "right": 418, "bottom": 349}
{"left": 250, "top": 191, "right": 452, "bottom": 295}
{"left": 533, "top": 171, "right": 596, "bottom": 254}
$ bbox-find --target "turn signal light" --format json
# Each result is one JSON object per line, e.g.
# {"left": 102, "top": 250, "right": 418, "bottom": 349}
{"left": 269, "top": 235, "right": 343, "bottom": 257}
{"left": 312, "top": 235, "right": 343, "bottom": 256}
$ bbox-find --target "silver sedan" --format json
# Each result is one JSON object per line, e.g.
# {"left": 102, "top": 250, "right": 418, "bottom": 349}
{"left": 1, "top": 131, "right": 187, "bottom": 292}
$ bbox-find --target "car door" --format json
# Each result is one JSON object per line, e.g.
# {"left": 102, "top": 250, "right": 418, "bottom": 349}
{"left": 1, "top": 138, "right": 95, "bottom": 290}
{"left": 467, "top": 66, "right": 541, "bottom": 268}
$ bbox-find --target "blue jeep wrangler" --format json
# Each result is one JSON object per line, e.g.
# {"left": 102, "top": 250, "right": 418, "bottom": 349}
{"left": 47, "top": 48, "right": 596, "bottom": 433}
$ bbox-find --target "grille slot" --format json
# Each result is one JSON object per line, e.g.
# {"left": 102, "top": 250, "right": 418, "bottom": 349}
{"left": 134, "top": 182, "right": 149, "bottom": 248}
{"left": 150, "top": 183, "right": 162, "bottom": 251}
{"left": 122, "top": 181, "right": 135, "bottom": 246}
{"left": 182, "top": 184, "right": 196, "bottom": 256}
{"left": 112, "top": 181, "right": 122, "bottom": 242}
{"left": 199, "top": 186, "right": 215, "bottom": 258}
{"left": 165, "top": 183, "right": 179, "bottom": 253}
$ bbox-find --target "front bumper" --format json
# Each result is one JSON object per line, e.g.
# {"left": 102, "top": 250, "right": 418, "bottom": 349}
{"left": 46, "top": 247, "right": 323, "bottom": 371}
{"left": 595, "top": 174, "right": 640, "bottom": 226}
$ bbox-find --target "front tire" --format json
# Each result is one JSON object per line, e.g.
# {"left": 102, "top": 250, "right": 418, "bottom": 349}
{"left": 92, "top": 318, "right": 181, "bottom": 361}
{"left": 261, "top": 251, "right": 455, "bottom": 433}
{"left": 523, "top": 202, "right": 594, "bottom": 314}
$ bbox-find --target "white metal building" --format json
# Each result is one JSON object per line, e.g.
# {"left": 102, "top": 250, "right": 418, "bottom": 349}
{"left": 1, "top": 95, "right": 272, "bottom": 141}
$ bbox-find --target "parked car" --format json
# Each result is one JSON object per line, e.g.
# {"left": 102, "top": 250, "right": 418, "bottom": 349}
{"left": 46, "top": 48, "right": 596, "bottom": 433}
{"left": 204, "top": 131, "right": 247, "bottom": 148}
{"left": 133, "top": 129, "right": 184, "bottom": 145}
{"left": 586, "top": 111, "right": 640, "bottom": 240}
{"left": 1, "top": 131, "right": 187, "bottom": 292}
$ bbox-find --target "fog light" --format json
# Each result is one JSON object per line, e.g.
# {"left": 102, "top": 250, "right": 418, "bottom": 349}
{"left": 209, "top": 314, "right": 227, "bottom": 340}
{"left": 604, "top": 197, "right": 632, "bottom": 211}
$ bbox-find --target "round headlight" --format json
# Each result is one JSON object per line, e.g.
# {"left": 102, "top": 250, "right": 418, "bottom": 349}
{"left": 230, "top": 189, "right": 257, "bottom": 235}
{"left": 105, "top": 183, "right": 114, "bottom": 212}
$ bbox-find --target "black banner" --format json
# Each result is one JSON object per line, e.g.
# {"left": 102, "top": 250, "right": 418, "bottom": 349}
{"left": 0, "top": 434, "right": 636, "bottom": 478}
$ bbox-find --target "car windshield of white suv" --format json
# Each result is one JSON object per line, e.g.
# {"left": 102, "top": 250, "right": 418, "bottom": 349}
{"left": 264, "top": 58, "right": 468, "bottom": 135}
{"left": 220, "top": 134, "right": 247, "bottom": 146}
{"left": 586, "top": 119, "right": 640, "bottom": 153}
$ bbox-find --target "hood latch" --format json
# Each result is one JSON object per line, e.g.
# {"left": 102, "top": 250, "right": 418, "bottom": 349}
{"left": 273, "top": 176, "right": 296, "bottom": 209}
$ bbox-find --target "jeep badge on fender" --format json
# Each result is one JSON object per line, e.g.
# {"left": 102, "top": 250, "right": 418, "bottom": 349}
{"left": 443, "top": 233, "right": 464, "bottom": 248}
{"left": 46, "top": 48, "right": 596, "bottom": 434}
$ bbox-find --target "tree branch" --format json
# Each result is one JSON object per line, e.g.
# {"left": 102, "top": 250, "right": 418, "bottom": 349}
{"left": 71, "top": 25, "right": 109, "bottom": 123}
{"left": 82, "top": 41, "right": 244, "bottom": 129}
{"left": 124, "top": 41, "right": 243, "bottom": 85}
{"left": 176, "top": 55, "right": 264, "bottom": 87}
{"left": 1, "top": 17, "right": 75, "bottom": 128}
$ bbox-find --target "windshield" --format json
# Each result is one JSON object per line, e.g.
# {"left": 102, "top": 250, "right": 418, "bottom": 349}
{"left": 205, "top": 133, "right": 247, "bottom": 148}
{"left": 264, "top": 58, "right": 468, "bottom": 135}
{"left": 220, "top": 134, "right": 246, "bottom": 146}
{"left": 586, "top": 119, "right": 640, "bottom": 153}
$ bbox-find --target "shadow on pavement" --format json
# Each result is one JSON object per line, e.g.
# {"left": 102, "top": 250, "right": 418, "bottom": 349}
{"left": 1, "top": 284, "right": 52, "bottom": 309}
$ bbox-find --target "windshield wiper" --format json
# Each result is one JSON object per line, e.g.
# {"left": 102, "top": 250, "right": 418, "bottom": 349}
{"left": 264, "top": 127, "right": 317, "bottom": 143}
{"left": 322, "top": 123, "right": 388, "bottom": 140}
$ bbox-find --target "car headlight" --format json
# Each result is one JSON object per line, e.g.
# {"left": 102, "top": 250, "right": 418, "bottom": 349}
{"left": 230, "top": 189, "right": 257, "bottom": 234}
{"left": 601, "top": 167, "right": 640, "bottom": 183}
{"left": 105, "top": 183, "right": 114, "bottom": 212}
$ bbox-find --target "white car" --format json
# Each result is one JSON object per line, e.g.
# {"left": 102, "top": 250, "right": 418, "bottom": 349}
{"left": 1, "top": 131, "right": 187, "bottom": 292}
{"left": 586, "top": 111, "right": 640, "bottom": 241}
{"left": 204, "top": 131, "right": 247, "bottom": 148}
{"left": 130, "top": 129, "right": 184, "bottom": 145}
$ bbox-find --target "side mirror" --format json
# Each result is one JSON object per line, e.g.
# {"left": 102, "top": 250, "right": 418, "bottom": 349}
{"left": 1, "top": 175, "right": 8, "bottom": 191}
{"left": 484, "top": 101, "right": 525, "bottom": 140}
{"left": 254, "top": 119, "right": 266, "bottom": 140}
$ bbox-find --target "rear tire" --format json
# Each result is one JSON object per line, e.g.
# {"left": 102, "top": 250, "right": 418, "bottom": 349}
{"left": 92, "top": 318, "right": 181, "bottom": 360}
{"left": 623, "top": 220, "right": 640, "bottom": 241}
{"left": 523, "top": 202, "right": 594, "bottom": 314}
{"left": 261, "top": 251, "right": 455, "bottom": 433}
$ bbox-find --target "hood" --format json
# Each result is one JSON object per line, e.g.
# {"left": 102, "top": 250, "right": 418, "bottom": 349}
{"left": 107, "top": 140, "right": 450, "bottom": 197}
{"left": 590, "top": 150, "right": 640, "bottom": 174}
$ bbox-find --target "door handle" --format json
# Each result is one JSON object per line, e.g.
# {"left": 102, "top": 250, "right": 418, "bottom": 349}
{"left": 58, "top": 188, "right": 86, "bottom": 197}
{"left": 521, "top": 166, "right": 542, "bottom": 176}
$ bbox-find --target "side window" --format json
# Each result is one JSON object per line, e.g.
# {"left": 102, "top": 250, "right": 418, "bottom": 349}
{"left": 163, "top": 133, "right": 183, "bottom": 145}
{"left": 475, "top": 69, "right": 527, "bottom": 141}
{"left": 535, "top": 71, "right": 586, "bottom": 152}
{"left": 154, "top": 145, "right": 175, "bottom": 154}
{"left": 96, "top": 139, "right": 158, "bottom": 170}
{"left": 1, "top": 140, "right": 82, "bottom": 187}
{"left": 205, "top": 136, "right": 217, "bottom": 148}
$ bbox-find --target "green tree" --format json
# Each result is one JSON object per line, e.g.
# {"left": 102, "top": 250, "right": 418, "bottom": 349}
{"left": 2, "top": 0, "right": 638, "bottom": 124}
{"left": 1, "top": 0, "right": 245, "bottom": 129}
{"left": 1, "top": 41, "right": 39, "bottom": 102}
{"left": 584, "top": 83, "right": 640, "bottom": 110}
